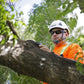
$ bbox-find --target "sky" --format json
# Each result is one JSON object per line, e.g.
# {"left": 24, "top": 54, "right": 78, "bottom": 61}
{"left": 15, "top": 0, "right": 84, "bottom": 27}
{"left": 73, "top": 8, "right": 84, "bottom": 28}
{"left": 15, "top": 0, "right": 42, "bottom": 24}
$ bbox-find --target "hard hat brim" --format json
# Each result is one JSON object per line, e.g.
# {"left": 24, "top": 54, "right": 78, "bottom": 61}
{"left": 49, "top": 27, "right": 64, "bottom": 32}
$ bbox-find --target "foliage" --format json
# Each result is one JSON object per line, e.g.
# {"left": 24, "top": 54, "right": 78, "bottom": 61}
{"left": 76, "top": 61, "right": 84, "bottom": 75}
{"left": 0, "top": 0, "right": 26, "bottom": 44}
{"left": 0, "top": 0, "right": 84, "bottom": 83}
{"left": 26, "top": 0, "right": 84, "bottom": 76}
{"left": 0, "top": 65, "right": 42, "bottom": 84}
{"left": 76, "top": 0, "right": 84, "bottom": 13}
{"left": 0, "top": 0, "right": 41, "bottom": 83}
{"left": 26, "top": 0, "right": 78, "bottom": 50}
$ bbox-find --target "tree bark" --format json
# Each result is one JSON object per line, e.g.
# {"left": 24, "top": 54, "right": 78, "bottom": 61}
{"left": 0, "top": 40, "right": 84, "bottom": 84}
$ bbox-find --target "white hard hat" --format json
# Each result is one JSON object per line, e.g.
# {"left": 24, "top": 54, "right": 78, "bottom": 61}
{"left": 49, "top": 20, "right": 70, "bottom": 34}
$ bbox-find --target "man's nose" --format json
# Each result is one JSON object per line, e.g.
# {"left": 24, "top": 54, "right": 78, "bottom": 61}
{"left": 53, "top": 32, "right": 57, "bottom": 35}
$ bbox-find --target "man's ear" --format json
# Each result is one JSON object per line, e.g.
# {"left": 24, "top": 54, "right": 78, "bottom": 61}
{"left": 66, "top": 33, "right": 69, "bottom": 36}
{"left": 65, "top": 33, "right": 69, "bottom": 38}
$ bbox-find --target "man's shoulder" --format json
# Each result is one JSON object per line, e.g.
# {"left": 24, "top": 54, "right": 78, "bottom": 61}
{"left": 69, "top": 43, "right": 81, "bottom": 49}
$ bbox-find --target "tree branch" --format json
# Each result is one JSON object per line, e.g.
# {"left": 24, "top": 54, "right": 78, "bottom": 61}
{"left": 6, "top": 20, "right": 20, "bottom": 39}
{"left": 0, "top": 40, "right": 84, "bottom": 84}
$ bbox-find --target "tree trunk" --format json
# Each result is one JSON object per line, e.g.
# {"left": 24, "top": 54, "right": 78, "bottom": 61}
{"left": 0, "top": 40, "right": 84, "bottom": 84}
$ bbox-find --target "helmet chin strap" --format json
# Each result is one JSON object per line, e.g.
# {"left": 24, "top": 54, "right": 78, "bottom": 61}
{"left": 53, "top": 30, "right": 66, "bottom": 44}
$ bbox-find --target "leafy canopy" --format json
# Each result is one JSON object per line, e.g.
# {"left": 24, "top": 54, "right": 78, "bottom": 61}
{"left": 0, "top": 0, "right": 84, "bottom": 83}
{"left": 26, "top": 0, "right": 79, "bottom": 50}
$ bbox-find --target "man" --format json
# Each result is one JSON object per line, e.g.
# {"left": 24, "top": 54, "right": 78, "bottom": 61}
{"left": 39, "top": 20, "right": 84, "bottom": 64}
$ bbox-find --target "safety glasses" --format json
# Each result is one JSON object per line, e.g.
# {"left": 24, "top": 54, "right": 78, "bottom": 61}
{"left": 50, "top": 30, "right": 63, "bottom": 35}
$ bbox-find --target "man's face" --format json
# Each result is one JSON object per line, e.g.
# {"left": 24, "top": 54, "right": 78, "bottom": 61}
{"left": 50, "top": 28, "right": 68, "bottom": 41}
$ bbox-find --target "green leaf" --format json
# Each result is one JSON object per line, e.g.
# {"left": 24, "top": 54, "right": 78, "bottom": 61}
{"left": 10, "top": 0, "right": 17, "bottom": 2}
{"left": 1, "top": 39, "right": 5, "bottom": 45}
{"left": 10, "top": 6, "right": 14, "bottom": 11}
{"left": 10, "top": 14, "right": 15, "bottom": 19}
{"left": 13, "top": 35, "right": 18, "bottom": 39}
{"left": 19, "top": 11, "right": 24, "bottom": 16}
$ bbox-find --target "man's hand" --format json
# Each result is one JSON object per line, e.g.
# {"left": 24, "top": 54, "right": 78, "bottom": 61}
{"left": 39, "top": 45, "right": 50, "bottom": 52}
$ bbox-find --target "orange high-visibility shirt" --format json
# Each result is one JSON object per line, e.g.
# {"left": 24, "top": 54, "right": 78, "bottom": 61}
{"left": 53, "top": 43, "right": 84, "bottom": 64}
{"left": 43, "top": 44, "right": 83, "bottom": 84}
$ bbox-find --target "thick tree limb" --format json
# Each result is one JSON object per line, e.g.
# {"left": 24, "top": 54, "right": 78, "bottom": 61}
{"left": 0, "top": 40, "right": 84, "bottom": 84}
